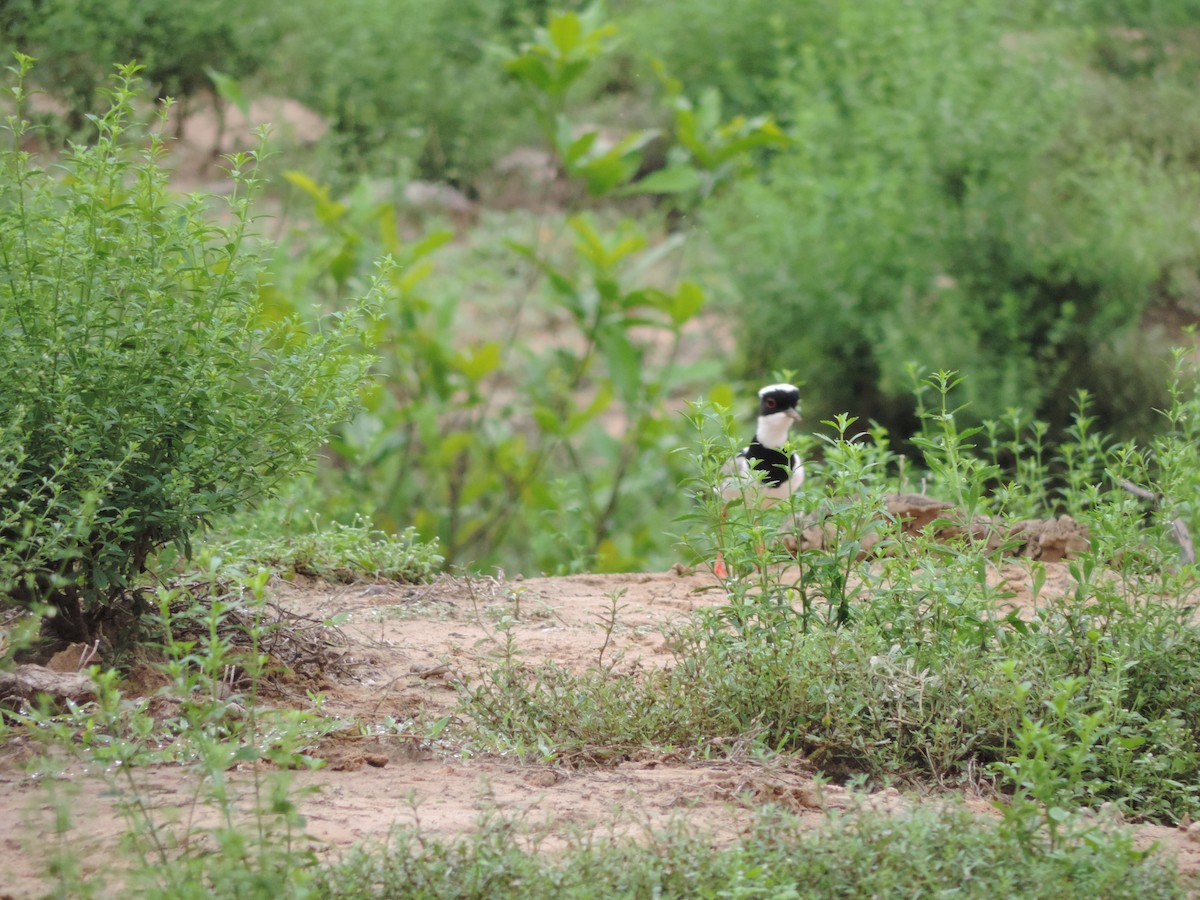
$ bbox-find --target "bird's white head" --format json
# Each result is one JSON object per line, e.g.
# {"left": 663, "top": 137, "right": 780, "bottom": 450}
{"left": 755, "top": 383, "right": 802, "bottom": 449}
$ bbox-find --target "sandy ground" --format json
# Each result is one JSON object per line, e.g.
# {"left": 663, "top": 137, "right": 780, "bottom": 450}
{"left": 2, "top": 564, "right": 1200, "bottom": 896}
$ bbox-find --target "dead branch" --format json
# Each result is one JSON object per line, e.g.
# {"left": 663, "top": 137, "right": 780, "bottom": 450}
{"left": 0, "top": 664, "right": 96, "bottom": 705}
{"left": 1120, "top": 479, "right": 1196, "bottom": 565}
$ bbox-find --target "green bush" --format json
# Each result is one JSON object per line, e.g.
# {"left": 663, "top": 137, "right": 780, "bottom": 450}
{"left": 618, "top": 0, "right": 1198, "bottom": 443}
{"left": 270, "top": 0, "right": 535, "bottom": 182}
{"left": 266, "top": 7, "right": 766, "bottom": 575}
{"left": 0, "top": 63, "right": 374, "bottom": 640}
{"left": 0, "top": 0, "right": 277, "bottom": 134}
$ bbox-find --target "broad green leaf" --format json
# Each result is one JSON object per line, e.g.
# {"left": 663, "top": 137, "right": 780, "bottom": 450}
{"left": 533, "top": 405, "right": 564, "bottom": 435}
{"left": 562, "top": 130, "right": 598, "bottom": 166}
{"left": 410, "top": 229, "right": 454, "bottom": 261}
{"left": 580, "top": 154, "right": 638, "bottom": 196}
{"left": 599, "top": 324, "right": 642, "bottom": 404}
{"left": 283, "top": 171, "right": 346, "bottom": 224}
{"left": 595, "top": 275, "right": 621, "bottom": 303}
{"left": 673, "top": 106, "right": 713, "bottom": 168}
{"left": 547, "top": 12, "right": 582, "bottom": 56}
{"left": 568, "top": 216, "right": 607, "bottom": 265}
{"left": 505, "top": 55, "right": 554, "bottom": 93}
{"left": 282, "top": 170, "right": 327, "bottom": 203}
{"left": 454, "top": 342, "right": 502, "bottom": 381}
{"left": 393, "top": 260, "right": 434, "bottom": 293}
{"left": 670, "top": 280, "right": 706, "bottom": 325}
{"left": 619, "top": 165, "right": 702, "bottom": 196}
{"left": 205, "top": 68, "right": 249, "bottom": 118}
{"left": 554, "top": 59, "right": 592, "bottom": 95}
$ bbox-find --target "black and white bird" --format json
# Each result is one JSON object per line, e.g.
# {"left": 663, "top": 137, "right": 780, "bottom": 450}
{"left": 714, "top": 383, "right": 805, "bottom": 577}
{"left": 722, "top": 383, "right": 805, "bottom": 503}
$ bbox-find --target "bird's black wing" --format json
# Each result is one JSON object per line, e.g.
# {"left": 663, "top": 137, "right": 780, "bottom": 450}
{"left": 740, "top": 441, "right": 793, "bottom": 488}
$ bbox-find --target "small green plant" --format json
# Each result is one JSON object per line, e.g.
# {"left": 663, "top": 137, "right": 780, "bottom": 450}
{"left": 0, "top": 61, "right": 376, "bottom": 639}
{"left": 17, "top": 566, "right": 332, "bottom": 895}
{"left": 220, "top": 515, "right": 443, "bottom": 583}
{"left": 314, "top": 800, "right": 1188, "bottom": 898}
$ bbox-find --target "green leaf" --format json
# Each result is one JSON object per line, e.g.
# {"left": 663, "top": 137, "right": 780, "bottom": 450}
{"left": 669, "top": 280, "right": 706, "bottom": 325}
{"left": 554, "top": 59, "right": 592, "bottom": 95}
{"left": 283, "top": 171, "right": 346, "bottom": 225}
{"left": 409, "top": 229, "right": 454, "bottom": 261}
{"left": 599, "top": 324, "right": 642, "bottom": 404}
{"left": 579, "top": 154, "right": 639, "bottom": 196}
{"left": 533, "top": 405, "right": 564, "bottom": 436}
{"left": 562, "top": 130, "right": 597, "bottom": 166}
{"left": 455, "top": 342, "right": 502, "bottom": 381}
{"left": 619, "top": 165, "right": 702, "bottom": 196}
{"left": 548, "top": 12, "right": 583, "bottom": 56}
{"left": 505, "top": 55, "right": 554, "bottom": 93}
{"left": 205, "top": 68, "right": 249, "bottom": 118}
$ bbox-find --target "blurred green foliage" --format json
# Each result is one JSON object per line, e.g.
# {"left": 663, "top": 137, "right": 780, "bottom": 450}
{"left": 0, "top": 0, "right": 276, "bottom": 131}
{"left": 259, "top": 5, "right": 794, "bottom": 573}
{"left": 267, "top": 0, "right": 537, "bottom": 182}
{"left": 637, "top": 0, "right": 1199, "bottom": 440}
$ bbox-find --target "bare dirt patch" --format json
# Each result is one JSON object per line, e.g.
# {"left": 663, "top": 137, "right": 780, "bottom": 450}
{"left": 2, "top": 566, "right": 1199, "bottom": 895}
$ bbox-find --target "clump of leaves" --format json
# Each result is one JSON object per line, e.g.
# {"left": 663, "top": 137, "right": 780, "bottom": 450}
{"left": 0, "top": 0, "right": 277, "bottom": 137}
{"left": 223, "top": 515, "right": 443, "bottom": 583}
{"left": 0, "top": 60, "right": 377, "bottom": 640}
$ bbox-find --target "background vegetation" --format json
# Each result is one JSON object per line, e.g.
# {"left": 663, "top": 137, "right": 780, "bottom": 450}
{"left": 4, "top": 0, "right": 1199, "bottom": 575}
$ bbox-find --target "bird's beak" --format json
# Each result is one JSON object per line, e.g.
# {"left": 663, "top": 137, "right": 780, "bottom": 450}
{"left": 785, "top": 409, "right": 803, "bottom": 423}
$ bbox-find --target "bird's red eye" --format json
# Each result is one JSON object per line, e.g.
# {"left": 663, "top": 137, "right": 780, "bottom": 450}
{"left": 765, "top": 398, "right": 777, "bottom": 408}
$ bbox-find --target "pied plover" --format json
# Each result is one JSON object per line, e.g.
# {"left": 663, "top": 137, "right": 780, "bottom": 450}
{"left": 715, "top": 383, "right": 805, "bottom": 577}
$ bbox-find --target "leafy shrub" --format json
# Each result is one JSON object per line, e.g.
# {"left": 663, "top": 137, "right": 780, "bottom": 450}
{"left": 266, "top": 6, "right": 792, "bottom": 575}
{"left": 270, "top": 0, "right": 534, "bottom": 182}
{"left": 619, "top": 0, "right": 1198, "bottom": 444}
{"left": 0, "top": 0, "right": 277, "bottom": 133}
{"left": 221, "top": 515, "right": 443, "bottom": 583}
{"left": 0, "top": 63, "right": 375, "bottom": 640}
{"left": 264, "top": 3, "right": 804, "bottom": 576}
{"left": 275, "top": 182, "right": 714, "bottom": 573}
